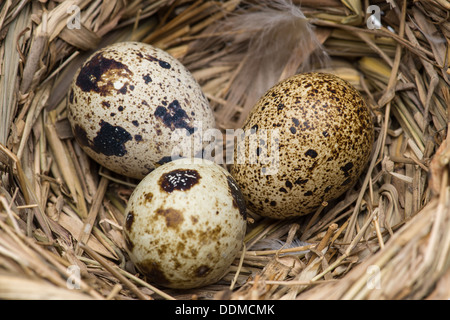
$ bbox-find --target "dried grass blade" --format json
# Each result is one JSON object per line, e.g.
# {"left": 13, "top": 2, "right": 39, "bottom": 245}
{"left": 0, "top": 3, "right": 30, "bottom": 145}
{"left": 412, "top": 7, "right": 449, "bottom": 80}
{"left": 79, "top": 242, "right": 150, "bottom": 300}
{"left": 377, "top": 0, "right": 406, "bottom": 107}
{"left": 344, "top": 111, "right": 386, "bottom": 243}
{"left": 45, "top": 120, "right": 88, "bottom": 219}
{"left": 57, "top": 212, "right": 116, "bottom": 260}
{"left": 76, "top": 176, "right": 109, "bottom": 256}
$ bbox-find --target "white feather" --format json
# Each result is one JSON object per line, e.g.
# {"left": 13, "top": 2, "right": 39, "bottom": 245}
{"left": 208, "top": 0, "right": 329, "bottom": 124}
{"left": 251, "top": 238, "right": 311, "bottom": 255}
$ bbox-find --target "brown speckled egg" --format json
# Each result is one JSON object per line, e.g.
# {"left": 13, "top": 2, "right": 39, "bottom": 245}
{"left": 230, "top": 72, "right": 374, "bottom": 219}
{"left": 67, "top": 41, "right": 215, "bottom": 179}
{"left": 123, "top": 158, "right": 247, "bottom": 289}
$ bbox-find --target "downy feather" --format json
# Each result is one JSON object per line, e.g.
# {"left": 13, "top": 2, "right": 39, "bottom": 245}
{"left": 201, "top": 0, "right": 329, "bottom": 126}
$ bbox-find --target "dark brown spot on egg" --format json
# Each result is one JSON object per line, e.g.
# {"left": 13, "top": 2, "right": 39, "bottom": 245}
{"left": 156, "top": 208, "right": 184, "bottom": 229}
{"left": 270, "top": 201, "right": 276, "bottom": 206}
{"left": 125, "top": 210, "right": 134, "bottom": 231}
{"left": 172, "top": 258, "right": 182, "bottom": 270}
{"left": 154, "top": 100, "right": 194, "bottom": 134}
{"left": 101, "top": 101, "right": 110, "bottom": 108}
{"left": 117, "top": 83, "right": 129, "bottom": 94}
{"left": 226, "top": 175, "right": 247, "bottom": 219}
{"left": 143, "top": 54, "right": 171, "bottom": 69}
{"left": 189, "top": 247, "right": 199, "bottom": 259}
{"left": 190, "top": 215, "right": 199, "bottom": 224}
{"left": 157, "top": 156, "right": 173, "bottom": 165}
{"left": 176, "top": 242, "right": 185, "bottom": 253}
{"left": 290, "top": 127, "right": 297, "bottom": 134}
{"left": 295, "top": 178, "right": 308, "bottom": 185}
{"left": 91, "top": 120, "right": 132, "bottom": 157}
{"left": 195, "top": 265, "right": 211, "bottom": 277}
{"left": 158, "top": 60, "right": 171, "bottom": 69}
{"left": 305, "top": 149, "right": 318, "bottom": 158}
{"left": 75, "top": 52, "right": 133, "bottom": 96}
{"left": 340, "top": 162, "right": 354, "bottom": 177}
{"left": 144, "top": 192, "right": 153, "bottom": 203}
{"left": 134, "top": 134, "right": 142, "bottom": 142}
{"left": 159, "top": 169, "right": 201, "bottom": 193}
{"left": 302, "top": 120, "right": 312, "bottom": 130}
{"left": 143, "top": 74, "right": 152, "bottom": 84}
{"left": 155, "top": 243, "right": 169, "bottom": 257}
{"left": 131, "top": 120, "right": 139, "bottom": 127}
{"left": 196, "top": 225, "right": 223, "bottom": 245}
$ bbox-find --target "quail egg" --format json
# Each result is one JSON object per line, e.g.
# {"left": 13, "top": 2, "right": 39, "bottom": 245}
{"left": 123, "top": 158, "right": 247, "bottom": 289}
{"left": 67, "top": 41, "right": 215, "bottom": 179}
{"left": 230, "top": 72, "right": 374, "bottom": 219}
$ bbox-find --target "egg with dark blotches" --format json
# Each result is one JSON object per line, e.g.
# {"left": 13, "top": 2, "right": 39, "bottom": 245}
{"left": 67, "top": 41, "right": 215, "bottom": 179}
{"left": 230, "top": 72, "right": 374, "bottom": 219}
{"left": 123, "top": 158, "right": 247, "bottom": 289}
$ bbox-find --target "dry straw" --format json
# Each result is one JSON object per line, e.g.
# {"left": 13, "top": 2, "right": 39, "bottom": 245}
{"left": 0, "top": 0, "right": 449, "bottom": 300}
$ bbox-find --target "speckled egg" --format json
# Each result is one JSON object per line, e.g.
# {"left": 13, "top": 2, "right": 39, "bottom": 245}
{"left": 67, "top": 41, "right": 215, "bottom": 179}
{"left": 123, "top": 158, "right": 247, "bottom": 289}
{"left": 230, "top": 72, "right": 374, "bottom": 219}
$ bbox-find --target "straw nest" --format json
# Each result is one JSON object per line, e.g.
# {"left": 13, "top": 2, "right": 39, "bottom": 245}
{"left": 0, "top": 0, "right": 449, "bottom": 300}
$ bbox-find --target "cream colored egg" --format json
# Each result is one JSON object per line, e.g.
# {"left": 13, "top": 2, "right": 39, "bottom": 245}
{"left": 123, "top": 158, "right": 247, "bottom": 289}
{"left": 67, "top": 41, "right": 215, "bottom": 179}
{"left": 230, "top": 72, "right": 374, "bottom": 219}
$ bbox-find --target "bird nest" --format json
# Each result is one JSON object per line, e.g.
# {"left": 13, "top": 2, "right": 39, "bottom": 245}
{"left": 0, "top": 0, "right": 449, "bottom": 300}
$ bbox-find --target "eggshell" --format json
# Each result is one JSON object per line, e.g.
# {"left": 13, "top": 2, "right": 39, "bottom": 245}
{"left": 67, "top": 41, "right": 215, "bottom": 179}
{"left": 123, "top": 158, "right": 247, "bottom": 289}
{"left": 230, "top": 72, "right": 374, "bottom": 219}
